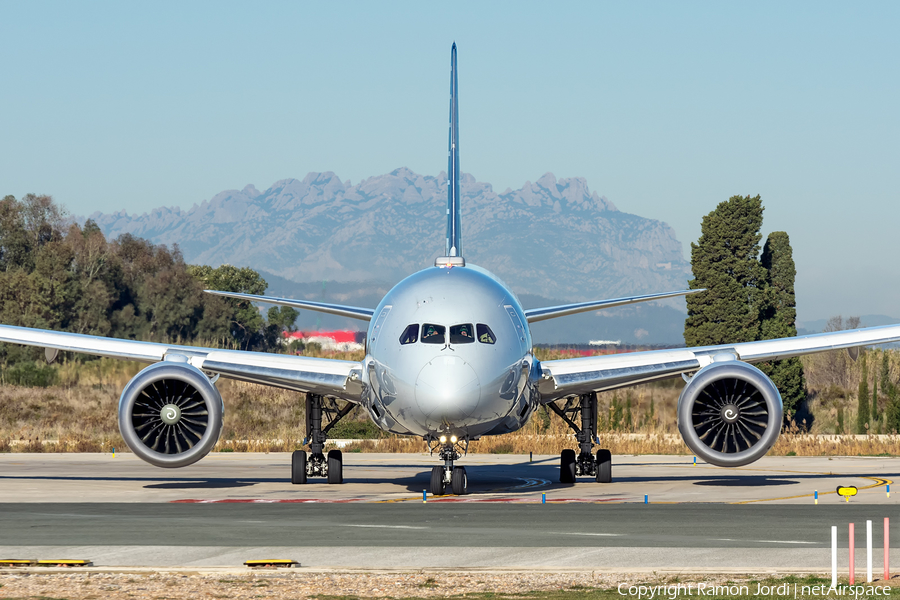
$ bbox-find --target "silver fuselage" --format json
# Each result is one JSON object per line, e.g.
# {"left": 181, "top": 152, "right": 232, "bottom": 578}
{"left": 360, "top": 263, "right": 541, "bottom": 439}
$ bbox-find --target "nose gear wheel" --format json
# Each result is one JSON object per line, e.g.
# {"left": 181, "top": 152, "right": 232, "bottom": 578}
{"left": 425, "top": 435, "right": 469, "bottom": 495}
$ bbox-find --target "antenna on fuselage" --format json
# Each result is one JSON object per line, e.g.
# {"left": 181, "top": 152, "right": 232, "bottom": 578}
{"left": 436, "top": 42, "right": 465, "bottom": 269}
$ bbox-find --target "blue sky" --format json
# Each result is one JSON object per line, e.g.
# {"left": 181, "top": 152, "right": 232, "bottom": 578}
{"left": 1, "top": 1, "right": 898, "bottom": 321}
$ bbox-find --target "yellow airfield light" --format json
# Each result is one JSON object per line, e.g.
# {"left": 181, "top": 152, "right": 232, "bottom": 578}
{"left": 244, "top": 559, "right": 298, "bottom": 568}
{"left": 0, "top": 559, "right": 35, "bottom": 566}
{"left": 837, "top": 486, "right": 859, "bottom": 502}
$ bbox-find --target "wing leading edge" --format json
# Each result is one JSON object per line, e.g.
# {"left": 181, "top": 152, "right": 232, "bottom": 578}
{"left": 204, "top": 290, "right": 375, "bottom": 321}
{"left": 524, "top": 289, "right": 703, "bottom": 323}
{"left": 539, "top": 323, "right": 900, "bottom": 402}
{"left": 0, "top": 324, "right": 362, "bottom": 400}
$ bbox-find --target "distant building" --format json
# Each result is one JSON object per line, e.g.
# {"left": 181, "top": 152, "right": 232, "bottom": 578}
{"left": 588, "top": 339, "right": 621, "bottom": 346}
{"left": 282, "top": 330, "right": 364, "bottom": 352}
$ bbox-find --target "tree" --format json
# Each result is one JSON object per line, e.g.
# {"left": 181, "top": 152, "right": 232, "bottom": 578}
{"left": 880, "top": 352, "right": 894, "bottom": 422}
{"left": 857, "top": 352, "right": 869, "bottom": 434}
{"left": 0, "top": 195, "right": 33, "bottom": 271}
{"left": 757, "top": 231, "right": 806, "bottom": 420}
{"left": 884, "top": 352, "right": 900, "bottom": 434}
{"left": 808, "top": 315, "right": 861, "bottom": 391}
{"left": 267, "top": 306, "right": 299, "bottom": 332}
{"left": 0, "top": 192, "right": 299, "bottom": 365}
{"left": 685, "top": 195, "right": 767, "bottom": 346}
{"left": 872, "top": 366, "right": 879, "bottom": 424}
{"left": 187, "top": 264, "right": 268, "bottom": 349}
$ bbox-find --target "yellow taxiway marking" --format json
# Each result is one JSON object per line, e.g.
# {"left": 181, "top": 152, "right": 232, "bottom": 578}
{"left": 732, "top": 476, "right": 891, "bottom": 504}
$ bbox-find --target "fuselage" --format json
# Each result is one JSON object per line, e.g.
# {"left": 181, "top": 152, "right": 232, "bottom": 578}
{"left": 360, "top": 263, "right": 542, "bottom": 440}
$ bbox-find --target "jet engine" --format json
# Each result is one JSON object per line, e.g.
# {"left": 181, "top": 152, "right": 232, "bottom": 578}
{"left": 118, "top": 361, "right": 224, "bottom": 468}
{"left": 677, "top": 360, "right": 782, "bottom": 467}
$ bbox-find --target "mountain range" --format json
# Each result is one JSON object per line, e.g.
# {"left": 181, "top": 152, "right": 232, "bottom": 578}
{"left": 89, "top": 169, "right": 693, "bottom": 344}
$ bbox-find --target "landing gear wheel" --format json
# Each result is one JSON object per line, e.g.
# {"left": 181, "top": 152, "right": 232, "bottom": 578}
{"left": 560, "top": 449, "right": 576, "bottom": 483}
{"left": 451, "top": 466, "right": 468, "bottom": 495}
{"left": 595, "top": 448, "right": 612, "bottom": 483}
{"left": 327, "top": 449, "right": 343, "bottom": 484}
{"left": 430, "top": 466, "right": 445, "bottom": 496}
{"left": 291, "top": 450, "right": 307, "bottom": 484}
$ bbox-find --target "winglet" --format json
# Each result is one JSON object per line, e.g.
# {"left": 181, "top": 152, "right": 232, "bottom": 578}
{"left": 444, "top": 42, "right": 462, "bottom": 260}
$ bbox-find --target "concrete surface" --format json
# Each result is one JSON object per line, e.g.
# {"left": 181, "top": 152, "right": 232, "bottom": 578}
{"left": 1, "top": 453, "right": 898, "bottom": 570}
{"left": 0, "top": 452, "right": 896, "bottom": 504}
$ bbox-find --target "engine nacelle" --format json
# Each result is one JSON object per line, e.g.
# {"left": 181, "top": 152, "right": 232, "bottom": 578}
{"left": 677, "top": 360, "right": 782, "bottom": 467}
{"left": 118, "top": 361, "right": 224, "bottom": 468}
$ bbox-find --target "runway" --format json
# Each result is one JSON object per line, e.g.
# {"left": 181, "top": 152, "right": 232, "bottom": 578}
{"left": 1, "top": 453, "right": 898, "bottom": 570}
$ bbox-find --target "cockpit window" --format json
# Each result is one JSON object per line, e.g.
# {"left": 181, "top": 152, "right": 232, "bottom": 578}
{"left": 477, "top": 324, "right": 496, "bottom": 344}
{"left": 421, "top": 324, "right": 446, "bottom": 344}
{"left": 399, "top": 324, "right": 419, "bottom": 345}
{"left": 449, "top": 324, "right": 475, "bottom": 344}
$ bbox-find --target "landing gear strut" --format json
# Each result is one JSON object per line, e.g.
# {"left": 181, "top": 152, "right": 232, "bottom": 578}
{"left": 291, "top": 393, "right": 354, "bottom": 485}
{"left": 426, "top": 436, "right": 468, "bottom": 496}
{"left": 547, "top": 393, "right": 612, "bottom": 483}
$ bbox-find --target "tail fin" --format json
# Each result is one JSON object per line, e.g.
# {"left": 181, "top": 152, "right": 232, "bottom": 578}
{"left": 445, "top": 42, "right": 462, "bottom": 259}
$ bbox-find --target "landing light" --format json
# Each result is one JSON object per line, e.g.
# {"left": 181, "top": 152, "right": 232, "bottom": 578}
{"left": 450, "top": 436, "right": 458, "bottom": 443}
{"left": 439, "top": 435, "right": 447, "bottom": 443}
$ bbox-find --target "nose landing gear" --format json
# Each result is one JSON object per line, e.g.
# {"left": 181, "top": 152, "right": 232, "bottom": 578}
{"left": 548, "top": 393, "right": 613, "bottom": 483}
{"left": 426, "top": 435, "right": 469, "bottom": 496}
{"left": 291, "top": 393, "right": 354, "bottom": 485}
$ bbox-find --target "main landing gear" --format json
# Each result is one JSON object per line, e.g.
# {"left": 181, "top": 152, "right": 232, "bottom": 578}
{"left": 548, "top": 392, "right": 612, "bottom": 484}
{"left": 291, "top": 393, "right": 354, "bottom": 485}
{"left": 426, "top": 435, "right": 468, "bottom": 496}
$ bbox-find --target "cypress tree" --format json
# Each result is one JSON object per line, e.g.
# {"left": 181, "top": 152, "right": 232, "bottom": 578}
{"left": 857, "top": 353, "right": 870, "bottom": 434}
{"left": 887, "top": 395, "right": 900, "bottom": 434}
{"left": 872, "top": 369, "right": 879, "bottom": 423}
{"left": 685, "top": 195, "right": 767, "bottom": 346}
{"left": 758, "top": 231, "right": 807, "bottom": 420}
{"left": 881, "top": 352, "right": 894, "bottom": 406}
{"left": 885, "top": 353, "right": 900, "bottom": 433}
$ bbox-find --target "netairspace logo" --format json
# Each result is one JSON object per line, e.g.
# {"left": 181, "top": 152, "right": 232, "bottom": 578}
{"left": 617, "top": 583, "right": 893, "bottom": 599}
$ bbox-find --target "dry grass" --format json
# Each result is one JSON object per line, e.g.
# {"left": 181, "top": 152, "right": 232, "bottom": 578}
{"left": 4, "top": 349, "right": 900, "bottom": 457}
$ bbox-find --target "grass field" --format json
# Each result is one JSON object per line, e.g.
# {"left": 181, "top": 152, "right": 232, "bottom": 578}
{"left": 0, "top": 573, "right": 892, "bottom": 600}
{"left": 3, "top": 348, "right": 900, "bottom": 456}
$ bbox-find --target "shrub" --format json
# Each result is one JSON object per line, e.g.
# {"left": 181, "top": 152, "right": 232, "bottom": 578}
{"left": 4, "top": 361, "right": 58, "bottom": 387}
{"left": 328, "top": 419, "right": 383, "bottom": 439}
{"left": 489, "top": 442, "right": 515, "bottom": 454}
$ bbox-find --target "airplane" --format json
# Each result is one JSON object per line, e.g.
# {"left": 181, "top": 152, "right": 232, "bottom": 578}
{"left": 3, "top": 43, "right": 900, "bottom": 496}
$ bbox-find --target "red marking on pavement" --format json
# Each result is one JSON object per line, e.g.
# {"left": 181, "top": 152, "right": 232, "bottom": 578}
{"left": 429, "top": 497, "right": 629, "bottom": 503}
{"left": 172, "top": 498, "right": 365, "bottom": 503}
{"left": 172, "top": 497, "right": 630, "bottom": 504}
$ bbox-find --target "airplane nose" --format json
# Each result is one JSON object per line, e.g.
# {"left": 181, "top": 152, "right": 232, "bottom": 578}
{"left": 415, "top": 355, "right": 481, "bottom": 421}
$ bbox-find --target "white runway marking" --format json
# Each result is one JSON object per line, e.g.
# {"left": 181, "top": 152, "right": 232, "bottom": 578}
{"left": 488, "top": 477, "right": 551, "bottom": 493}
{"left": 561, "top": 532, "right": 623, "bottom": 537}
{"left": 339, "top": 524, "right": 428, "bottom": 530}
{"left": 714, "top": 538, "right": 815, "bottom": 544}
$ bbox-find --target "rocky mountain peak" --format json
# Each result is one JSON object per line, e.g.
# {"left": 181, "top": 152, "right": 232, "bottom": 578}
{"left": 90, "top": 169, "right": 689, "bottom": 302}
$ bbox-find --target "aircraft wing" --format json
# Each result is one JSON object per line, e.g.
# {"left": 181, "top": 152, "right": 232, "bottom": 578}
{"left": 204, "top": 290, "right": 374, "bottom": 321}
{"left": 0, "top": 324, "right": 363, "bottom": 400}
{"left": 524, "top": 289, "right": 703, "bottom": 323}
{"left": 538, "top": 323, "right": 900, "bottom": 402}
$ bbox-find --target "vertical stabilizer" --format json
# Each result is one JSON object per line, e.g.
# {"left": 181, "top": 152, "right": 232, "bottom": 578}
{"left": 445, "top": 42, "right": 462, "bottom": 259}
